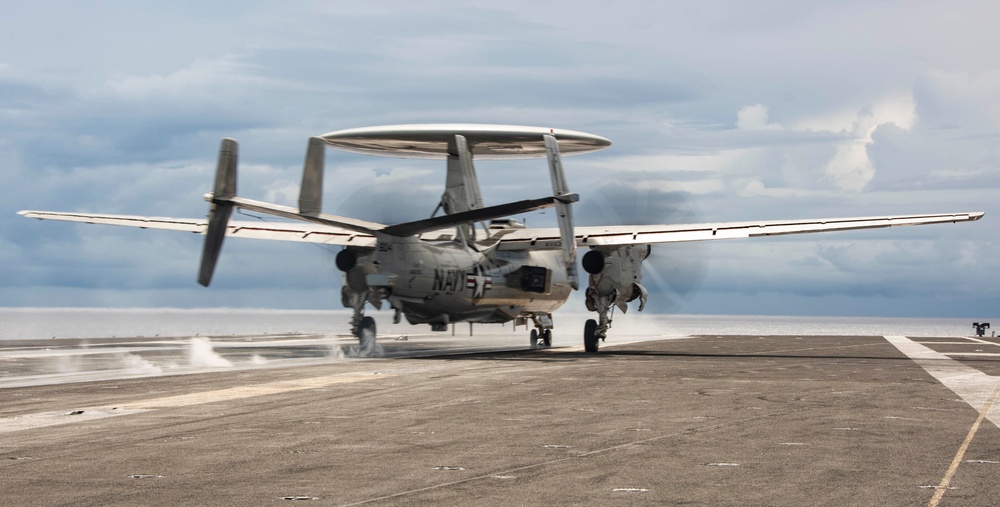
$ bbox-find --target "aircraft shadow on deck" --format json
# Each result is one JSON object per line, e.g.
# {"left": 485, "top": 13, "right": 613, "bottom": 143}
{"left": 408, "top": 346, "right": 997, "bottom": 364}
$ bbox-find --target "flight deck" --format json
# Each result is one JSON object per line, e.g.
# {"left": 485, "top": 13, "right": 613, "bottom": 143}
{"left": 2, "top": 333, "right": 999, "bottom": 506}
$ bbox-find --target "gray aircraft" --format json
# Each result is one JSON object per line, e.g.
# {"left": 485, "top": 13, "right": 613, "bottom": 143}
{"left": 19, "top": 124, "right": 984, "bottom": 352}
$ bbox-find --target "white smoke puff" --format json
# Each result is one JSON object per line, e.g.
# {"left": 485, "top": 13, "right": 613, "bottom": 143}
{"left": 53, "top": 340, "right": 90, "bottom": 374}
{"left": 118, "top": 353, "right": 162, "bottom": 375}
{"left": 360, "top": 341, "right": 384, "bottom": 358}
{"left": 328, "top": 346, "right": 347, "bottom": 360}
{"left": 188, "top": 337, "right": 233, "bottom": 367}
{"left": 322, "top": 334, "right": 347, "bottom": 360}
{"left": 250, "top": 354, "right": 268, "bottom": 365}
{"left": 346, "top": 341, "right": 384, "bottom": 358}
{"left": 55, "top": 353, "right": 83, "bottom": 374}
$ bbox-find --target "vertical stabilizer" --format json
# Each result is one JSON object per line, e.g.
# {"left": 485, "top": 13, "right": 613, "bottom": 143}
{"left": 298, "top": 137, "right": 326, "bottom": 215}
{"left": 544, "top": 134, "right": 578, "bottom": 290}
{"left": 440, "top": 134, "right": 484, "bottom": 240}
{"left": 454, "top": 135, "right": 483, "bottom": 211}
{"left": 198, "top": 138, "right": 238, "bottom": 287}
{"left": 440, "top": 135, "right": 484, "bottom": 214}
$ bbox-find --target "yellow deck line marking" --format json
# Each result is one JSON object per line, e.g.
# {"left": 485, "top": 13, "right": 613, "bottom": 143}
{"left": 122, "top": 372, "right": 386, "bottom": 409}
{"left": 928, "top": 381, "right": 1000, "bottom": 507}
{"left": 882, "top": 336, "right": 1000, "bottom": 506}
{"left": 0, "top": 407, "right": 151, "bottom": 433}
{"left": 0, "top": 372, "right": 389, "bottom": 433}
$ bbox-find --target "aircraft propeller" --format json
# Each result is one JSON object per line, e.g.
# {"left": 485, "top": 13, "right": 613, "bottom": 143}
{"left": 577, "top": 173, "right": 710, "bottom": 312}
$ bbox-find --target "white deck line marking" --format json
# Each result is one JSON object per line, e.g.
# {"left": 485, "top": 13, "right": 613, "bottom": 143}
{"left": 916, "top": 342, "right": 992, "bottom": 345}
{"left": 0, "top": 372, "right": 388, "bottom": 433}
{"left": 965, "top": 336, "right": 1000, "bottom": 346}
{"left": 883, "top": 336, "right": 1000, "bottom": 429}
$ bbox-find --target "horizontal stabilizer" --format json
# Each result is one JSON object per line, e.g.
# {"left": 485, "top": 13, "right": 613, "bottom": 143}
{"left": 214, "top": 192, "right": 572, "bottom": 239}
{"left": 223, "top": 196, "right": 385, "bottom": 235}
{"left": 382, "top": 194, "right": 573, "bottom": 237}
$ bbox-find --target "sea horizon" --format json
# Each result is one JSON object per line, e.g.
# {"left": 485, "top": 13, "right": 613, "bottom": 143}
{"left": 1, "top": 307, "right": 993, "bottom": 341}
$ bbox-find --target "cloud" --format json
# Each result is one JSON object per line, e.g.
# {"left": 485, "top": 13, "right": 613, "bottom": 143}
{"left": 736, "top": 104, "right": 782, "bottom": 131}
{"left": 813, "top": 94, "right": 916, "bottom": 191}
{"left": 866, "top": 70, "right": 1000, "bottom": 192}
{"left": 2, "top": 1, "right": 996, "bottom": 318}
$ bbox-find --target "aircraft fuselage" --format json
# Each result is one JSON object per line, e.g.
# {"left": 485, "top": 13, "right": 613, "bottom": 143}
{"left": 348, "top": 235, "right": 572, "bottom": 327}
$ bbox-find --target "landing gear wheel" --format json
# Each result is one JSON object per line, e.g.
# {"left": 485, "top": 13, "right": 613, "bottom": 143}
{"left": 584, "top": 319, "right": 599, "bottom": 353}
{"left": 530, "top": 329, "right": 539, "bottom": 349}
{"left": 357, "top": 316, "right": 377, "bottom": 352}
{"left": 542, "top": 329, "right": 552, "bottom": 347}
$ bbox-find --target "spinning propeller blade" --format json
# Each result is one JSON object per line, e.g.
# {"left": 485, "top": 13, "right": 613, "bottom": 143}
{"left": 578, "top": 174, "right": 710, "bottom": 310}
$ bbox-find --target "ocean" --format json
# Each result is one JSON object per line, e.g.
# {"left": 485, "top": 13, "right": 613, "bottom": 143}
{"left": 0, "top": 307, "right": 991, "bottom": 341}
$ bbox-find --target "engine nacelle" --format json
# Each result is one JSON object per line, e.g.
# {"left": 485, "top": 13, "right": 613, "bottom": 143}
{"left": 582, "top": 249, "right": 605, "bottom": 274}
{"left": 583, "top": 245, "right": 650, "bottom": 313}
{"left": 336, "top": 249, "right": 358, "bottom": 272}
{"left": 337, "top": 248, "right": 377, "bottom": 299}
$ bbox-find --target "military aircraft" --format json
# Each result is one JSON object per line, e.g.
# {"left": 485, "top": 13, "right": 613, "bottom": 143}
{"left": 18, "top": 124, "right": 984, "bottom": 352}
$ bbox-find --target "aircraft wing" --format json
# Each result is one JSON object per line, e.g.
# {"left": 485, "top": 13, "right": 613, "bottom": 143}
{"left": 16, "top": 210, "right": 376, "bottom": 247}
{"left": 495, "top": 212, "right": 985, "bottom": 250}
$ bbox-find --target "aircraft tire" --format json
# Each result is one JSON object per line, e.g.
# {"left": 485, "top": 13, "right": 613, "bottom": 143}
{"left": 542, "top": 329, "right": 552, "bottom": 347}
{"left": 530, "top": 329, "right": 539, "bottom": 349}
{"left": 584, "top": 319, "right": 599, "bottom": 353}
{"left": 358, "top": 316, "right": 377, "bottom": 351}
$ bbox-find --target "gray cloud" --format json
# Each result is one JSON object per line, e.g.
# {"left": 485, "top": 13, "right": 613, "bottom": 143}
{"left": 2, "top": 1, "right": 997, "bottom": 318}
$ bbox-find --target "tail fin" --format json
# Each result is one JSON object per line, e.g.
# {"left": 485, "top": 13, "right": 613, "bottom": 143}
{"left": 298, "top": 137, "right": 326, "bottom": 215}
{"left": 197, "top": 138, "right": 238, "bottom": 287}
{"left": 438, "top": 134, "right": 484, "bottom": 240}
{"left": 543, "top": 134, "right": 579, "bottom": 290}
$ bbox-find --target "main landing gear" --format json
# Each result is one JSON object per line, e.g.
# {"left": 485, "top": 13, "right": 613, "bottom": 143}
{"left": 584, "top": 319, "right": 599, "bottom": 353}
{"left": 583, "top": 286, "right": 614, "bottom": 353}
{"left": 530, "top": 328, "right": 552, "bottom": 349}
{"left": 355, "top": 316, "right": 377, "bottom": 353}
{"left": 344, "top": 285, "right": 381, "bottom": 354}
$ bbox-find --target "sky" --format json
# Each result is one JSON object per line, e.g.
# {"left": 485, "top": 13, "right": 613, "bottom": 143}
{"left": 1, "top": 0, "right": 997, "bottom": 318}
